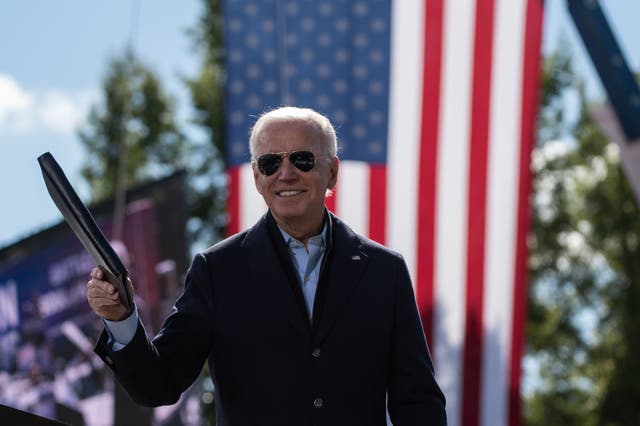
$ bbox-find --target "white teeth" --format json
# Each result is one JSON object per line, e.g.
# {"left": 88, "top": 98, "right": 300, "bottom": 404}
{"left": 278, "top": 190, "right": 302, "bottom": 197}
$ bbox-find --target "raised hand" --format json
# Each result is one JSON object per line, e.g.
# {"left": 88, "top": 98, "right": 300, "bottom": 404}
{"left": 86, "top": 266, "right": 135, "bottom": 321}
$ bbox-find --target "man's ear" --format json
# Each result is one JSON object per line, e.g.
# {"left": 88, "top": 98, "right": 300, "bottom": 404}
{"left": 327, "top": 156, "right": 339, "bottom": 190}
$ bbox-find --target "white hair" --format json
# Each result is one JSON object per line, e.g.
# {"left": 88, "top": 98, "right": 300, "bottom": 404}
{"left": 249, "top": 106, "right": 338, "bottom": 159}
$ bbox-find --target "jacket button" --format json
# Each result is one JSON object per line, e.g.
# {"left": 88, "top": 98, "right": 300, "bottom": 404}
{"left": 313, "top": 397, "right": 323, "bottom": 408}
{"left": 312, "top": 348, "right": 321, "bottom": 358}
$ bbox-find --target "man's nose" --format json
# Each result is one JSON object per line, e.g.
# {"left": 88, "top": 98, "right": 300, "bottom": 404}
{"left": 277, "top": 157, "right": 298, "bottom": 180}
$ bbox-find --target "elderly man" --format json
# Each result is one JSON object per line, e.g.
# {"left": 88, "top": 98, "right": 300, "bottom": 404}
{"left": 87, "top": 106, "right": 446, "bottom": 426}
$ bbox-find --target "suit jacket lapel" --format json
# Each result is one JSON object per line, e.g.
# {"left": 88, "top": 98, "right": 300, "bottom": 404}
{"left": 314, "top": 214, "right": 369, "bottom": 344}
{"left": 242, "top": 214, "right": 310, "bottom": 336}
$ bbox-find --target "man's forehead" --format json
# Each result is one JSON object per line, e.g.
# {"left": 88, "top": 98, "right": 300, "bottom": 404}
{"left": 258, "top": 117, "right": 317, "bottom": 132}
{"left": 256, "top": 119, "right": 321, "bottom": 144}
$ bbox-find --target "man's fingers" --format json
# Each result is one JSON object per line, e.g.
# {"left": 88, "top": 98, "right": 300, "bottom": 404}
{"left": 90, "top": 267, "right": 103, "bottom": 280}
{"left": 89, "top": 295, "right": 122, "bottom": 307}
{"left": 86, "top": 267, "right": 131, "bottom": 320}
{"left": 87, "top": 290, "right": 126, "bottom": 311}
{"left": 87, "top": 288, "right": 120, "bottom": 301}
{"left": 87, "top": 278, "right": 116, "bottom": 294}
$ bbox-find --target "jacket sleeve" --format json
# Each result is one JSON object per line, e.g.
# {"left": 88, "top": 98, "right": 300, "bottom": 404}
{"left": 387, "top": 255, "right": 447, "bottom": 425}
{"left": 94, "top": 253, "right": 214, "bottom": 406}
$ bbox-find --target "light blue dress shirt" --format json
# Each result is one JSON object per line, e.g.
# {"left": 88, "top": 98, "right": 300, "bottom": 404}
{"left": 103, "top": 305, "right": 138, "bottom": 349}
{"left": 104, "top": 222, "right": 328, "bottom": 348}
{"left": 278, "top": 223, "right": 327, "bottom": 320}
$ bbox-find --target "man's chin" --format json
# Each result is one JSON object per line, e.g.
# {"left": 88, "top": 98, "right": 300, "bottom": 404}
{"left": 272, "top": 209, "right": 304, "bottom": 223}
{"left": 272, "top": 205, "right": 317, "bottom": 224}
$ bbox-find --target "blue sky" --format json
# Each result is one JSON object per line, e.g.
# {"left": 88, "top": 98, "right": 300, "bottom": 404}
{"left": 0, "top": 0, "right": 638, "bottom": 249}
{"left": 0, "top": 0, "right": 202, "bottom": 247}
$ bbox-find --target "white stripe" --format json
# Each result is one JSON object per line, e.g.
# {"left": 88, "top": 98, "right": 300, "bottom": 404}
{"left": 336, "top": 161, "right": 369, "bottom": 237}
{"left": 240, "top": 164, "right": 267, "bottom": 230}
{"left": 387, "top": 0, "right": 424, "bottom": 285}
{"left": 433, "top": 1, "right": 476, "bottom": 425}
{"left": 480, "top": 1, "right": 526, "bottom": 425}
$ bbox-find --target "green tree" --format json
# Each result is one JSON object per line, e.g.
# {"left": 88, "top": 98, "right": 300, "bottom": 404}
{"left": 78, "top": 3, "right": 227, "bottom": 422}
{"left": 185, "top": 0, "right": 227, "bottom": 245}
{"left": 526, "top": 47, "right": 640, "bottom": 425}
{"left": 79, "top": 49, "right": 186, "bottom": 201}
{"left": 183, "top": 1, "right": 226, "bottom": 421}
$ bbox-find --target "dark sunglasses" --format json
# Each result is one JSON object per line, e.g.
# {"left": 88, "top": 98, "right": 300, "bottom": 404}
{"left": 255, "top": 150, "right": 330, "bottom": 176}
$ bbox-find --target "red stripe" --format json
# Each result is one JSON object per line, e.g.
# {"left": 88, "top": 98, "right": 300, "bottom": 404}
{"left": 416, "top": 0, "right": 443, "bottom": 346}
{"left": 325, "top": 180, "right": 337, "bottom": 213}
{"left": 227, "top": 167, "right": 241, "bottom": 236}
{"left": 509, "top": 1, "right": 543, "bottom": 425}
{"left": 462, "top": 1, "right": 496, "bottom": 425}
{"left": 368, "top": 165, "right": 387, "bottom": 244}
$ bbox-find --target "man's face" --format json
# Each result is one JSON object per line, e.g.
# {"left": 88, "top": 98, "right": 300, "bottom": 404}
{"left": 252, "top": 118, "right": 339, "bottom": 230}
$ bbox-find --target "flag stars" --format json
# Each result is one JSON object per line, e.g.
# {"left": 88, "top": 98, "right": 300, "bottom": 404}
{"left": 300, "top": 49, "right": 314, "bottom": 63}
{"left": 246, "top": 65, "right": 261, "bottom": 79}
{"left": 354, "top": 2, "right": 368, "bottom": 16}
{"left": 352, "top": 95, "right": 367, "bottom": 109}
{"left": 286, "top": 34, "right": 298, "bottom": 47}
{"left": 301, "top": 18, "right": 316, "bottom": 31}
{"left": 230, "top": 110, "right": 244, "bottom": 125}
{"left": 230, "top": 80, "right": 245, "bottom": 94}
{"left": 225, "top": 0, "right": 392, "bottom": 165}
{"left": 368, "top": 141, "right": 384, "bottom": 155}
{"left": 287, "top": 2, "right": 300, "bottom": 15}
{"left": 284, "top": 64, "right": 298, "bottom": 77}
{"left": 244, "top": 3, "right": 258, "bottom": 16}
{"left": 369, "top": 81, "right": 384, "bottom": 95}
{"left": 333, "top": 80, "right": 348, "bottom": 94}
{"left": 231, "top": 141, "right": 245, "bottom": 156}
{"left": 319, "top": 2, "right": 333, "bottom": 15}
{"left": 353, "top": 65, "right": 368, "bottom": 79}
{"left": 370, "top": 49, "right": 385, "bottom": 64}
{"left": 353, "top": 34, "right": 368, "bottom": 48}
{"left": 317, "top": 33, "right": 332, "bottom": 47}
{"left": 335, "top": 49, "right": 349, "bottom": 63}
{"left": 283, "top": 94, "right": 296, "bottom": 105}
{"left": 316, "top": 65, "right": 331, "bottom": 78}
{"left": 371, "top": 18, "right": 386, "bottom": 32}
{"left": 246, "top": 95, "right": 262, "bottom": 109}
{"left": 333, "top": 110, "right": 347, "bottom": 124}
{"left": 229, "top": 50, "right": 244, "bottom": 63}
{"left": 316, "top": 95, "right": 330, "bottom": 108}
{"left": 299, "top": 79, "right": 314, "bottom": 93}
{"left": 369, "top": 111, "right": 384, "bottom": 125}
{"left": 262, "top": 19, "right": 275, "bottom": 32}
{"left": 352, "top": 125, "right": 366, "bottom": 139}
{"left": 263, "top": 50, "right": 276, "bottom": 64}
{"left": 263, "top": 81, "right": 277, "bottom": 94}
{"left": 246, "top": 34, "right": 260, "bottom": 48}
{"left": 336, "top": 18, "right": 349, "bottom": 32}
{"left": 229, "top": 19, "right": 242, "bottom": 32}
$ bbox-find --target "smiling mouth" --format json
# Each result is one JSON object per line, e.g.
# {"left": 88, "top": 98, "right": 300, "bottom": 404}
{"left": 277, "top": 190, "right": 304, "bottom": 197}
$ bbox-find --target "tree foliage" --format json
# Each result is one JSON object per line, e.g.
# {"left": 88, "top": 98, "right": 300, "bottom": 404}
{"left": 184, "top": 0, "right": 227, "bottom": 245}
{"left": 526, "top": 47, "right": 640, "bottom": 425}
{"left": 184, "top": 1, "right": 226, "bottom": 421}
{"left": 79, "top": 50, "right": 186, "bottom": 201}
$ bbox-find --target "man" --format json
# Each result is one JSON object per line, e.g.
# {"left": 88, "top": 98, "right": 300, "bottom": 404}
{"left": 87, "top": 107, "right": 447, "bottom": 425}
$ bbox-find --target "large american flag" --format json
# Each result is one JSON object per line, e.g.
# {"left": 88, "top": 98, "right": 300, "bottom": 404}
{"left": 222, "top": 1, "right": 543, "bottom": 425}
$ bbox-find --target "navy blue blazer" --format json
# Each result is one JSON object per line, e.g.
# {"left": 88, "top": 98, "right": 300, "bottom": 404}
{"left": 95, "top": 212, "right": 446, "bottom": 426}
